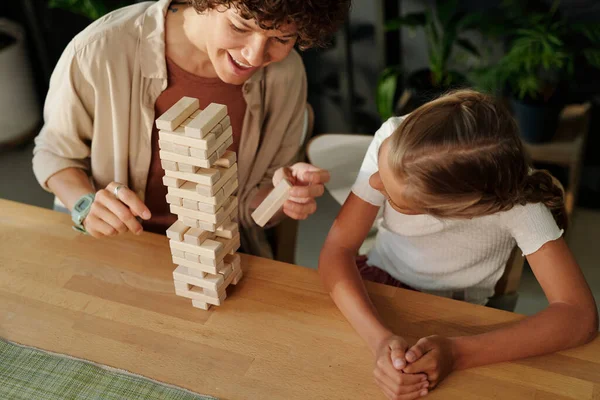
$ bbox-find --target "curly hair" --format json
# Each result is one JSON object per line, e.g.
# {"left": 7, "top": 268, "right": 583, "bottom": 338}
{"left": 187, "top": 0, "right": 350, "bottom": 49}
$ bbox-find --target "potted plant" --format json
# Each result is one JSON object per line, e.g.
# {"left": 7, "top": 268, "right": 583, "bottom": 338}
{"left": 471, "top": 0, "right": 600, "bottom": 143}
{"left": 376, "top": 0, "right": 482, "bottom": 121}
{"left": 48, "top": 0, "right": 134, "bottom": 20}
{"left": 0, "top": 19, "right": 42, "bottom": 149}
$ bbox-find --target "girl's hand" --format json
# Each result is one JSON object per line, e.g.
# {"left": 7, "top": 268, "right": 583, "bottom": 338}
{"left": 273, "top": 163, "right": 330, "bottom": 220}
{"left": 373, "top": 334, "right": 430, "bottom": 400}
{"left": 83, "top": 182, "right": 151, "bottom": 238}
{"left": 402, "top": 335, "right": 457, "bottom": 390}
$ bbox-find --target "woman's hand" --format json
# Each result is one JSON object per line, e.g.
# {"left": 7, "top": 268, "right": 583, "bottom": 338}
{"left": 373, "top": 334, "right": 430, "bottom": 400}
{"left": 83, "top": 182, "right": 151, "bottom": 238}
{"left": 273, "top": 162, "right": 330, "bottom": 220}
{"left": 402, "top": 335, "right": 457, "bottom": 390}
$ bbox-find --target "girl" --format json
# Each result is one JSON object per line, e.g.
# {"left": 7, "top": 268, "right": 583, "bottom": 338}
{"left": 33, "top": 0, "right": 349, "bottom": 257}
{"left": 319, "top": 90, "right": 598, "bottom": 399}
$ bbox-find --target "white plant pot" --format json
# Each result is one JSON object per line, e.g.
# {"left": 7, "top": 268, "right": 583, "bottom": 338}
{"left": 0, "top": 18, "right": 41, "bottom": 146}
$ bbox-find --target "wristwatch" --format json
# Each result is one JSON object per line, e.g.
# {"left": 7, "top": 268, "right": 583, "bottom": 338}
{"left": 71, "top": 193, "right": 96, "bottom": 233}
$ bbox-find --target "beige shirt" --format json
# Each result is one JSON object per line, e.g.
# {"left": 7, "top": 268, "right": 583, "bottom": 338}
{"left": 32, "top": 0, "right": 307, "bottom": 257}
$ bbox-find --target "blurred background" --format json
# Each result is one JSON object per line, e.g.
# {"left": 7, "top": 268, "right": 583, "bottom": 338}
{"left": 0, "top": 0, "right": 598, "bottom": 316}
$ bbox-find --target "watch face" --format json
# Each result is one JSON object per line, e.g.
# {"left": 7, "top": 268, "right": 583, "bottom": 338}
{"left": 75, "top": 197, "right": 91, "bottom": 212}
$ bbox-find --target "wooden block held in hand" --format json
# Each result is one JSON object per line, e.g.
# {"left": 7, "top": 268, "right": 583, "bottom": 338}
{"left": 251, "top": 179, "right": 292, "bottom": 227}
{"left": 185, "top": 103, "right": 227, "bottom": 138}
{"left": 156, "top": 96, "right": 199, "bottom": 131}
{"left": 166, "top": 220, "right": 190, "bottom": 242}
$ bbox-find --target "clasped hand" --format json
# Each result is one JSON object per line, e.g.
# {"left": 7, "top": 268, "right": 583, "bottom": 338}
{"left": 373, "top": 334, "right": 456, "bottom": 399}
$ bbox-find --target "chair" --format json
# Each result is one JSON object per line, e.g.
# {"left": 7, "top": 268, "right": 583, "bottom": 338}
{"left": 270, "top": 103, "right": 315, "bottom": 264}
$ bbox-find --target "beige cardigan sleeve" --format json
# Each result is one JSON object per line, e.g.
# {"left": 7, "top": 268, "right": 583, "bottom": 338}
{"left": 32, "top": 41, "right": 95, "bottom": 192}
{"left": 258, "top": 51, "right": 308, "bottom": 189}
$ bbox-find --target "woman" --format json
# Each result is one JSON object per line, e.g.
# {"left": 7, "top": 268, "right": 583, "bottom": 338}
{"left": 33, "top": 0, "right": 350, "bottom": 257}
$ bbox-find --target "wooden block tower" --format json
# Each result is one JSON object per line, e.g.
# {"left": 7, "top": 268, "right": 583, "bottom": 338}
{"left": 155, "top": 97, "right": 242, "bottom": 310}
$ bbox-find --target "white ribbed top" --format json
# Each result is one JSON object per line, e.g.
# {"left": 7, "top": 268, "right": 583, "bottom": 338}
{"left": 352, "top": 117, "right": 563, "bottom": 305}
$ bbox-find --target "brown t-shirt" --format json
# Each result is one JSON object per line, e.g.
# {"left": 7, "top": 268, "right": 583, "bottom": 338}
{"left": 143, "top": 58, "right": 246, "bottom": 234}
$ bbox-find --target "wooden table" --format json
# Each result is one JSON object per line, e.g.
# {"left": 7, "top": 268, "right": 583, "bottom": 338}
{"left": 1, "top": 199, "right": 599, "bottom": 399}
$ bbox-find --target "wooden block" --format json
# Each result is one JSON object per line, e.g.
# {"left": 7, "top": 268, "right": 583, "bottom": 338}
{"left": 166, "top": 220, "right": 190, "bottom": 242}
{"left": 175, "top": 285, "right": 225, "bottom": 306}
{"left": 164, "top": 166, "right": 221, "bottom": 186}
{"left": 195, "top": 164, "right": 238, "bottom": 196}
{"left": 198, "top": 221, "right": 217, "bottom": 232}
{"left": 188, "top": 147, "right": 208, "bottom": 159}
{"left": 215, "top": 221, "right": 238, "bottom": 239}
{"left": 218, "top": 115, "right": 231, "bottom": 131}
{"left": 170, "top": 238, "right": 223, "bottom": 259}
{"left": 214, "top": 150, "right": 237, "bottom": 168}
{"left": 168, "top": 181, "right": 225, "bottom": 205}
{"left": 173, "top": 280, "right": 191, "bottom": 291}
{"left": 222, "top": 177, "right": 238, "bottom": 196}
{"left": 184, "top": 227, "right": 212, "bottom": 246}
{"left": 251, "top": 179, "right": 292, "bottom": 227}
{"left": 189, "top": 126, "right": 232, "bottom": 160}
{"left": 162, "top": 176, "right": 184, "bottom": 188}
{"left": 160, "top": 159, "right": 178, "bottom": 171}
{"left": 156, "top": 96, "right": 199, "bottom": 131}
{"left": 173, "top": 265, "right": 224, "bottom": 290}
{"left": 185, "top": 252, "right": 201, "bottom": 263}
{"left": 197, "top": 202, "right": 218, "bottom": 213}
{"left": 160, "top": 150, "right": 216, "bottom": 169}
{"left": 171, "top": 249, "right": 185, "bottom": 258}
{"left": 214, "top": 233, "right": 241, "bottom": 262}
{"left": 159, "top": 129, "right": 216, "bottom": 150}
{"left": 232, "top": 272, "right": 243, "bottom": 285}
{"left": 224, "top": 253, "right": 241, "bottom": 272}
{"left": 177, "top": 163, "right": 198, "bottom": 173}
{"left": 165, "top": 194, "right": 182, "bottom": 206}
{"left": 185, "top": 103, "right": 227, "bottom": 138}
{"left": 172, "top": 255, "right": 223, "bottom": 274}
{"left": 182, "top": 198, "right": 199, "bottom": 211}
{"left": 191, "top": 300, "right": 210, "bottom": 310}
{"left": 187, "top": 268, "right": 206, "bottom": 279}
{"left": 216, "top": 135, "right": 234, "bottom": 158}
{"left": 170, "top": 205, "right": 221, "bottom": 224}
{"left": 208, "top": 115, "right": 231, "bottom": 138}
{"left": 181, "top": 216, "right": 199, "bottom": 228}
{"left": 159, "top": 139, "right": 189, "bottom": 156}
{"left": 159, "top": 140, "right": 175, "bottom": 152}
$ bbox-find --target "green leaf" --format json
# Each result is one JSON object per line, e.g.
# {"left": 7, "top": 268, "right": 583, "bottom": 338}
{"left": 455, "top": 12, "right": 483, "bottom": 32}
{"left": 385, "top": 13, "right": 427, "bottom": 31}
{"left": 48, "top": 0, "right": 116, "bottom": 20}
{"left": 435, "top": 0, "right": 459, "bottom": 27}
{"left": 583, "top": 49, "right": 600, "bottom": 69}
{"left": 376, "top": 67, "right": 403, "bottom": 121}
{"left": 571, "top": 23, "right": 600, "bottom": 43}
{"left": 456, "top": 38, "right": 480, "bottom": 58}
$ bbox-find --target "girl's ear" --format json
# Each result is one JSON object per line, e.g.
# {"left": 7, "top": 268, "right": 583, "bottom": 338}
{"left": 369, "top": 172, "right": 383, "bottom": 192}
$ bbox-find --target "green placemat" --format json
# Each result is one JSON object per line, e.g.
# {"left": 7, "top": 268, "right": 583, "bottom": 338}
{"left": 0, "top": 339, "right": 218, "bottom": 400}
